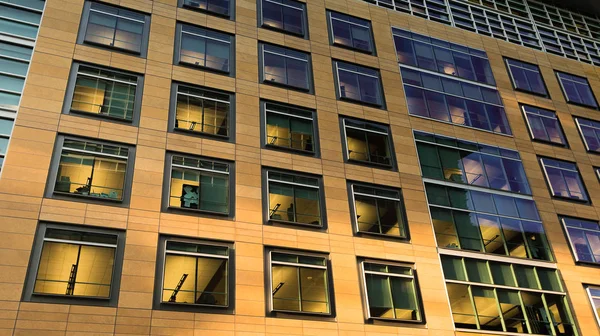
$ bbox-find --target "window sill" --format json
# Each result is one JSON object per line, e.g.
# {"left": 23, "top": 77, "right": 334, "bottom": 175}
{"left": 82, "top": 41, "right": 143, "bottom": 58}
{"left": 53, "top": 191, "right": 124, "bottom": 204}
{"left": 268, "top": 219, "right": 324, "bottom": 230}
{"left": 339, "top": 96, "right": 382, "bottom": 109}
{"left": 262, "top": 80, "right": 311, "bottom": 94}
{"left": 530, "top": 138, "right": 569, "bottom": 149}
{"left": 566, "top": 101, "right": 599, "bottom": 111}
{"left": 69, "top": 109, "right": 134, "bottom": 124}
{"left": 172, "top": 127, "right": 231, "bottom": 142}
{"left": 512, "top": 87, "right": 550, "bottom": 99}
{"left": 155, "top": 301, "right": 234, "bottom": 314}
{"left": 27, "top": 293, "right": 115, "bottom": 307}
{"left": 269, "top": 309, "right": 334, "bottom": 319}
{"left": 347, "top": 158, "right": 394, "bottom": 170}
{"left": 166, "top": 205, "right": 231, "bottom": 217}
{"left": 178, "top": 61, "right": 231, "bottom": 76}
{"left": 265, "top": 144, "right": 316, "bottom": 157}
{"left": 368, "top": 316, "right": 424, "bottom": 324}
{"left": 356, "top": 230, "right": 409, "bottom": 242}
{"left": 261, "top": 24, "right": 306, "bottom": 39}
{"left": 332, "top": 42, "right": 374, "bottom": 56}
{"left": 455, "top": 327, "right": 550, "bottom": 336}
{"left": 550, "top": 195, "right": 591, "bottom": 205}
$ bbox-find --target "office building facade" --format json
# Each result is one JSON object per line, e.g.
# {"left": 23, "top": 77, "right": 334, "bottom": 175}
{"left": 2, "top": 0, "right": 600, "bottom": 334}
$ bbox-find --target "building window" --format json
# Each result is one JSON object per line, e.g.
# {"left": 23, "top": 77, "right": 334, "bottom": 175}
{"left": 0, "top": 41, "right": 32, "bottom": 112}
{"left": 392, "top": 28, "right": 495, "bottom": 86}
{"left": 415, "top": 131, "right": 531, "bottom": 194}
{"left": 328, "top": 11, "right": 374, "bottom": 54}
{"left": 556, "top": 71, "right": 598, "bottom": 109}
{"left": 402, "top": 67, "right": 511, "bottom": 135}
{"left": 263, "top": 101, "right": 316, "bottom": 154}
{"left": 180, "top": 0, "right": 232, "bottom": 18}
{"left": 0, "top": 0, "right": 43, "bottom": 40}
{"left": 426, "top": 182, "right": 552, "bottom": 261}
{"left": 268, "top": 250, "right": 331, "bottom": 315}
{"left": 63, "top": 63, "right": 142, "bottom": 123}
{"left": 505, "top": 58, "right": 548, "bottom": 96}
{"left": 78, "top": 2, "right": 150, "bottom": 57}
{"left": 540, "top": 157, "right": 588, "bottom": 202}
{"left": 260, "top": 0, "right": 306, "bottom": 37}
{"left": 260, "top": 43, "right": 311, "bottom": 91}
{"left": 165, "top": 153, "right": 233, "bottom": 216}
{"left": 23, "top": 223, "right": 125, "bottom": 306}
{"left": 170, "top": 83, "right": 232, "bottom": 139}
{"left": 335, "top": 61, "right": 383, "bottom": 106}
{"left": 586, "top": 286, "right": 600, "bottom": 327}
{"left": 176, "top": 24, "right": 233, "bottom": 74}
{"left": 522, "top": 105, "right": 566, "bottom": 146}
{"left": 575, "top": 117, "right": 600, "bottom": 153}
{"left": 350, "top": 183, "right": 407, "bottom": 238}
{"left": 442, "top": 255, "right": 577, "bottom": 335}
{"left": 48, "top": 137, "right": 134, "bottom": 203}
{"left": 265, "top": 170, "right": 324, "bottom": 227}
{"left": 0, "top": 117, "right": 12, "bottom": 171}
{"left": 342, "top": 118, "right": 393, "bottom": 167}
{"left": 360, "top": 260, "right": 422, "bottom": 322}
{"left": 560, "top": 216, "right": 600, "bottom": 264}
{"left": 155, "top": 236, "right": 233, "bottom": 311}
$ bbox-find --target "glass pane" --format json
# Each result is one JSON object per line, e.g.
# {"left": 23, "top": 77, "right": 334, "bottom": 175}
{"left": 300, "top": 267, "right": 328, "bottom": 313}
{"left": 465, "top": 259, "right": 491, "bottom": 284}
{"left": 545, "top": 294, "right": 576, "bottom": 335}
{"left": 497, "top": 289, "right": 528, "bottom": 333}
{"left": 490, "top": 262, "right": 515, "bottom": 286}
{"left": 199, "top": 174, "right": 229, "bottom": 213}
{"left": 472, "top": 287, "right": 503, "bottom": 331}
{"left": 521, "top": 292, "right": 552, "bottom": 335}
{"left": 196, "top": 257, "right": 228, "bottom": 305}
{"left": 514, "top": 265, "right": 538, "bottom": 289}
{"left": 478, "top": 215, "right": 506, "bottom": 255}
{"left": 500, "top": 218, "right": 527, "bottom": 258}
{"left": 432, "top": 207, "right": 459, "bottom": 249}
{"left": 295, "top": 186, "right": 320, "bottom": 225}
{"left": 272, "top": 265, "right": 300, "bottom": 311}
{"left": 442, "top": 256, "right": 466, "bottom": 281}
{"left": 454, "top": 211, "right": 482, "bottom": 251}
{"left": 366, "top": 273, "right": 393, "bottom": 318}
{"left": 163, "top": 254, "right": 197, "bottom": 303}
{"left": 264, "top": 52, "right": 286, "bottom": 84}
{"left": 390, "top": 277, "right": 420, "bottom": 320}
{"left": 282, "top": 6, "right": 303, "bottom": 35}
{"left": 448, "top": 283, "right": 477, "bottom": 329}
{"left": 262, "top": 0, "right": 284, "bottom": 31}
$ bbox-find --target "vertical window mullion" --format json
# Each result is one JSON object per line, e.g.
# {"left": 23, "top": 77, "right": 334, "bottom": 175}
{"left": 374, "top": 197, "right": 382, "bottom": 234}
{"left": 292, "top": 185, "right": 298, "bottom": 223}
{"left": 540, "top": 293, "right": 558, "bottom": 336}
{"left": 518, "top": 290, "right": 534, "bottom": 334}
{"left": 467, "top": 285, "right": 482, "bottom": 329}
{"left": 194, "top": 256, "right": 199, "bottom": 302}
{"left": 297, "top": 265, "right": 303, "bottom": 311}
{"left": 492, "top": 288, "right": 508, "bottom": 332}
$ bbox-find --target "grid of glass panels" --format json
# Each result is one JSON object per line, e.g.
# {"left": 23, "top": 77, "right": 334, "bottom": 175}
{"left": 415, "top": 131, "right": 530, "bottom": 194}
{"left": 362, "top": 0, "right": 451, "bottom": 24}
{"left": 182, "top": 0, "right": 231, "bottom": 18}
{"left": 560, "top": 216, "right": 600, "bottom": 264}
{"left": 0, "top": 0, "right": 44, "bottom": 173}
{"left": 442, "top": 255, "right": 577, "bottom": 335}
{"left": 539, "top": 157, "right": 588, "bottom": 202}
{"left": 522, "top": 105, "right": 567, "bottom": 146}
{"left": 426, "top": 182, "right": 552, "bottom": 261}
{"left": 528, "top": 0, "right": 600, "bottom": 40}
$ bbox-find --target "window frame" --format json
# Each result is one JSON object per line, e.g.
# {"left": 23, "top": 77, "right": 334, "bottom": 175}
{"left": 259, "top": 42, "right": 313, "bottom": 93}
{"left": 260, "top": 100, "right": 318, "bottom": 156}
{"left": 585, "top": 285, "right": 600, "bottom": 328}
{"left": 162, "top": 152, "right": 235, "bottom": 217}
{"left": 539, "top": 156, "right": 590, "bottom": 203}
{"left": 45, "top": 135, "right": 136, "bottom": 206}
{"left": 262, "top": 168, "right": 327, "bottom": 229}
{"left": 258, "top": 0, "right": 308, "bottom": 38}
{"left": 574, "top": 117, "right": 600, "bottom": 154}
{"left": 61, "top": 62, "right": 144, "bottom": 125}
{"left": 153, "top": 235, "right": 235, "bottom": 313}
{"left": 348, "top": 181, "right": 409, "bottom": 240}
{"left": 358, "top": 258, "right": 424, "bottom": 323}
{"left": 266, "top": 247, "right": 335, "bottom": 317}
{"left": 560, "top": 215, "right": 600, "bottom": 265}
{"left": 340, "top": 116, "right": 396, "bottom": 169}
{"left": 555, "top": 71, "right": 599, "bottom": 110}
{"left": 22, "top": 222, "right": 126, "bottom": 307}
{"left": 174, "top": 23, "right": 235, "bottom": 76}
{"left": 178, "top": 0, "right": 235, "bottom": 19}
{"left": 168, "top": 82, "right": 235, "bottom": 142}
{"left": 521, "top": 104, "right": 568, "bottom": 147}
{"left": 504, "top": 57, "right": 549, "bottom": 98}
{"left": 77, "top": 1, "right": 151, "bottom": 58}
{"left": 327, "top": 10, "right": 375, "bottom": 55}
{"left": 333, "top": 60, "right": 385, "bottom": 108}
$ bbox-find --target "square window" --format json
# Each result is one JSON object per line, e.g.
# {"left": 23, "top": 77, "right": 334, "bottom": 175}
{"left": 176, "top": 24, "right": 234, "bottom": 74}
{"left": 263, "top": 101, "right": 317, "bottom": 154}
{"left": 360, "top": 260, "right": 423, "bottom": 322}
{"left": 0, "top": 2, "right": 43, "bottom": 40}
{"left": 328, "top": 11, "right": 374, "bottom": 54}
{"left": 165, "top": 153, "right": 234, "bottom": 216}
{"left": 522, "top": 105, "right": 567, "bottom": 146}
{"left": 22, "top": 223, "right": 125, "bottom": 306}
{"left": 46, "top": 136, "right": 135, "bottom": 204}
{"left": 265, "top": 169, "right": 325, "bottom": 227}
{"left": 350, "top": 183, "right": 408, "bottom": 238}
{"left": 260, "top": 0, "right": 306, "bottom": 37}
{"left": 335, "top": 61, "right": 384, "bottom": 106}
{"left": 556, "top": 71, "right": 599, "bottom": 109}
{"left": 268, "top": 249, "right": 332, "bottom": 315}
{"left": 154, "top": 236, "right": 234, "bottom": 312}
{"left": 78, "top": 2, "right": 150, "bottom": 57}
{"left": 540, "top": 157, "right": 589, "bottom": 202}
{"left": 63, "top": 63, "right": 143, "bottom": 124}
{"left": 170, "top": 83, "right": 233, "bottom": 139}
{"left": 342, "top": 117, "right": 394, "bottom": 167}
{"left": 505, "top": 58, "right": 548, "bottom": 96}
{"left": 575, "top": 117, "right": 600, "bottom": 153}
{"left": 260, "top": 43, "right": 312, "bottom": 91}
{"left": 180, "top": 0, "right": 232, "bottom": 18}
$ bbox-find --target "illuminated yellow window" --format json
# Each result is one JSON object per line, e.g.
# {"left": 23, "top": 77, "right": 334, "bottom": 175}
{"left": 265, "top": 102, "right": 314, "bottom": 153}
{"left": 267, "top": 170, "right": 322, "bottom": 227}
{"left": 175, "top": 85, "right": 230, "bottom": 138}
{"left": 351, "top": 183, "right": 407, "bottom": 238}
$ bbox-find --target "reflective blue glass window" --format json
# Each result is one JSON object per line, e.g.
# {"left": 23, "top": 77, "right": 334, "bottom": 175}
{"left": 329, "top": 12, "right": 373, "bottom": 53}
{"left": 183, "top": 0, "right": 231, "bottom": 17}
{"left": 561, "top": 216, "right": 600, "bottom": 264}
{"left": 336, "top": 61, "right": 382, "bottom": 106}
{"left": 261, "top": 0, "right": 305, "bottom": 36}
{"left": 576, "top": 118, "right": 600, "bottom": 153}
{"left": 262, "top": 44, "right": 310, "bottom": 91}
{"left": 540, "top": 158, "right": 588, "bottom": 201}
{"left": 84, "top": 2, "right": 146, "bottom": 54}
{"left": 522, "top": 105, "right": 566, "bottom": 145}
{"left": 506, "top": 59, "right": 548, "bottom": 96}
{"left": 178, "top": 24, "right": 232, "bottom": 73}
{"left": 557, "top": 72, "right": 598, "bottom": 109}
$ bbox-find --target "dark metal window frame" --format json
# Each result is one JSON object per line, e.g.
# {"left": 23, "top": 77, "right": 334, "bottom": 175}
{"left": 260, "top": 100, "right": 319, "bottom": 157}
{"left": 162, "top": 151, "right": 236, "bottom": 218}
{"left": 168, "top": 82, "right": 235, "bottom": 142}
{"left": 178, "top": 0, "right": 235, "bottom": 20}
{"left": 77, "top": 1, "right": 151, "bottom": 58}
{"left": 326, "top": 10, "right": 376, "bottom": 55}
{"left": 174, "top": 22, "right": 236, "bottom": 76}
{"left": 258, "top": 42, "right": 314, "bottom": 93}
{"left": 504, "top": 57, "right": 550, "bottom": 98}
{"left": 22, "top": 222, "right": 126, "bottom": 307}
{"left": 45, "top": 135, "right": 136, "bottom": 206}
{"left": 264, "top": 247, "right": 336, "bottom": 318}
{"left": 62, "top": 62, "right": 144, "bottom": 126}
{"left": 339, "top": 116, "right": 396, "bottom": 169}
{"left": 520, "top": 104, "right": 568, "bottom": 148}
{"left": 261, "top": 167, "right": 327, "bottom": 230}
{"left": 333, "top": 60, "right": 385, "bottom": 108}
{"left": 153, "top": 235, "right": 235, "bottom": 313}
{"left": 348, "top": 181, "right": 409, "bottom": 241}
{"left": 258, "top": 0, "right": 308, "bottom": 38}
